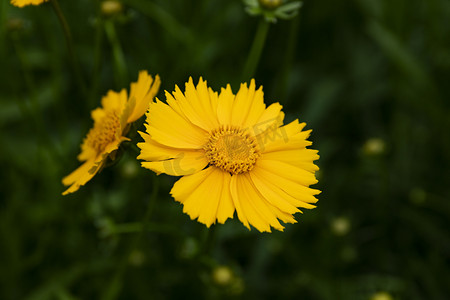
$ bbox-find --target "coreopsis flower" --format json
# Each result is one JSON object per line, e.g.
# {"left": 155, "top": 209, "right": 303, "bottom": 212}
{"left": 62, "top": 71, "right": 160, "bottom": 195}
{"left": 137, "top": 78, "right": 319, "bottom": 232}
{"left": 10, "top": 0, "right": 48, "bottom": 7}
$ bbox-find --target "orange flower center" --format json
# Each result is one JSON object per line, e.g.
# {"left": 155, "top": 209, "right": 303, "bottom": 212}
{"left": 86, "top": 112, "right": 121, "bottom": 153}
{"left": 204, "top": 126, "right": 260, "bottom": 175}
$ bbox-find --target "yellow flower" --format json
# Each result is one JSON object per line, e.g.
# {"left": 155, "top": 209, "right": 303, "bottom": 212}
{"left": 137, "top": 78, "right": 320, "bottom": 232}
{"left": 62, "top": 71, "right": 161, "bottom": 195}
{"left": 10, "top": 0, "right": 48, "bottom": 8}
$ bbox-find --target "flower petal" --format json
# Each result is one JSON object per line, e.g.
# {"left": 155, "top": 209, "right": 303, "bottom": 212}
{"left": 250, "top": 102, "right": 284, "bottom": 137}
{"left": 257, "top": 158, "right": 318, "bottom": 186}
{"left": 101, "top": 89, "right": 127, "bottom": 114}
{"left": 11, "top": 0, "right": 48, "bottom": 7}
{"left": 170, "top": 78, "right": 219, "bottom": 131}
{"left": 230, "top": 174, "right": 284, "bottom": 232}
{"left": 230, "top": 81, "right": 254, "bottom": 127}
{"left": 241, "top": 80, "right": 267, "bottom": 128}
{"left": 256, "top": 119, "right": 311, "bottom": 153}
{"left": 127, "top": 72, "right": 161, "bottom": 123}
{"left": 140, "top": 150, "right": 207, "bottom": 176}
{"left": 251, "top": 165, "right": 320, "bottom": 206}
{"left": 170, "top": 167, "right": 234, "bottom": 227}
{"left": 216, "top": 84, "right": 234, "bottom": 125}
{"left": 249, "top": 171, "right": 300, "bottom": 215}
{"left": 138, "top": 132, "right": 208, "bottom": 176}
{"left": 145, "top": 98, "right": 208, "bottom": 149}
{"left": 261, "top": 148, "right": 320, "bottom": 172}
{"left": 62, "top": 158, "right": 101, "bottom": 195}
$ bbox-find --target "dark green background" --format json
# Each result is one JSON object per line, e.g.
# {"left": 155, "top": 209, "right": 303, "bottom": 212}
{"left": 1, "top": 0, "right": 449, "bottom": 299}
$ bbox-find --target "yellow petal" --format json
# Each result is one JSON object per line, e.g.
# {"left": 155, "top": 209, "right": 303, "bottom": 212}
{"left": 197, "top": 169, "right": 232, "bottom": 226}
{"left": 137, "top": 132, "right": 208, "bottom": 176}
{"left": 11, "top": 0, "right": 47, "bottom": 7}
{"left": 257, "top": 158, "right": 318, "bottom": 186}
{"left": 101, "top": 89, "right": 127, "bottom": 114}
{"left": 249, "top": 171, "right": 300, "bottom": 215}
{"left": 170, "top": 78, "right": 219, "bottom": 131}
{"left": 137, "top": 131, "right": 190, "bottom": 160}
{"left": 165, "top": 89, "right": 187, "bottom": 118}
{"left": 256, "top": 119, "right": 311, "bottom": 153}
{"left": 249, "top": 102, "right": 284, "bottom": 136}
{"left": 230, "top": 174, "right": 284, "bottom": 232}
{"left": 215, "top": 171, "right": 235, "bottom": 224}
{"left": 261, "top": 149, "right": 320, "bottom": 172}
{"left": 141, "top": 150, "right": 208, "bottom": 176}
{"left": 230, "top": 81, "right": 253, "bottom": 127}
{"left": 62, "top": 158, "right": 101, "bottom": 195}
{"left": 91, "top": 107, "right": 106, "bottom": 123}
{"left": 145, "top": 98, "right": 208, "bottom": 149}
{"left": 171, "top": 167, "right": 212, "bottom": 201}
{"left": 77, "top": 140, "right": 96, "bottom": 162}
{"left": 170, "top": 167, "right": 234, "bottom": 227}
{"left": 127, "top": 72, "right": 161, "bottom": 123}
{"left": 241, "top": 80, "right": 267, "bottom": 129}
{"left": 216, "top": 84, "right": 234, "bottom": 125}
{"left": 251, "top": 166, "right": 320, "bottom": 206}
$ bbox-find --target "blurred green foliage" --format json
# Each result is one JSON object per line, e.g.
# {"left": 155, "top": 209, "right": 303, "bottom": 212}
{"left": 1, "top": 0, "right": 449, "bottom": 299}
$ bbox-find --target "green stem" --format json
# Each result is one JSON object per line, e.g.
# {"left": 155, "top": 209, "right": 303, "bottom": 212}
{"left": 104, "top": 20, "right": 128, "bottom": 88}
{"left": 100, "top": 176, "right": 159, "bottom": 300}
{"left": 242, "top": 19, "right": 270, "bottom": 81}
{"left": 50, "top": 0, "right": 87, "bottom": 97}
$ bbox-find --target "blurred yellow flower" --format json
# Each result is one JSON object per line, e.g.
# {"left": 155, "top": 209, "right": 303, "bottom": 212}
{"left": 62, "top": 71, "right": 160, "bottom": 195}
{"left": 137, "top": 78, "right": 320, "bottom": 232}
{"left": 11, "top": 0, "right": 48, "bottom": 7}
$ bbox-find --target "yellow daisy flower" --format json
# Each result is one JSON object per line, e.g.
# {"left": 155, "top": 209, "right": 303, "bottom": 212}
{"left": 62, "top": 71, "right": 161, "bottom": 195}
{"left": 10, "top": 0, "right": 48, "bottom": 7}
{"left": 137, "top": 78, "right": 320, "bottom": 232}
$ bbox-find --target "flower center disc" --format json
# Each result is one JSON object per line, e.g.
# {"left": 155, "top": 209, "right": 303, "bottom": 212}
{"left": 204, "top": 126, "right": 260, "bottom": 175}
{"left": 86, "top": 112, "right": 120, "bottom": 153}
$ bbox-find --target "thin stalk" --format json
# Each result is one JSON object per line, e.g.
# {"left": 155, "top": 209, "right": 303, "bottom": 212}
{"left": 242, "top": 19, "right": 270, "bottom": 81}
{"left": 104, "top": 20, "right": 127, "bottom": 88}
{"left": 100, "top": 176, "right": 159, "bottom": 300}
{"left": 50, "top": 0, "right": 87, "bottom": 97}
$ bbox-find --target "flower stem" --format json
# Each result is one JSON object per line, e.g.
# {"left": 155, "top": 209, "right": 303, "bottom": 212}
{"left": 104, "top": 20, "right": 128, "bottom": 88}
{"left": 242, "top": 19, "right": 270, "bottom": 81}
{"left": 50, "top": 0, "right": 87, "bottom": 97}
